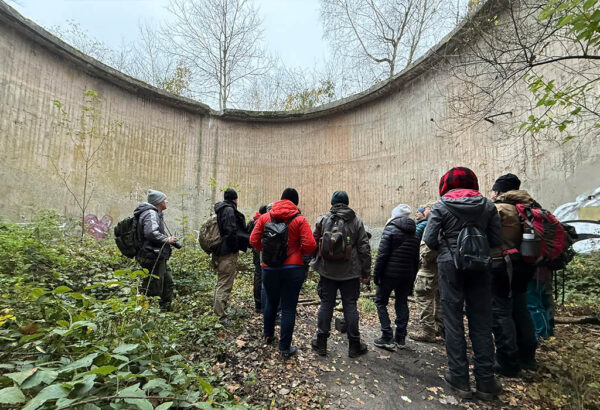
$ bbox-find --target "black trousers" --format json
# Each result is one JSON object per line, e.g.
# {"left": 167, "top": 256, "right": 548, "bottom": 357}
{"left": 438, "top": 260, "right": 494, "bottom": 383}
{"left": 252, "top": 249, "right": 262, "bottom": 309}
{"left": 317, "top": 276, "right": 361, "bottom": 342}
{"left": 374, "top": 276, "right": 412, "bottom": 339}
{"left": 137, "top": 257, "right": 174, "bottom": 310}
{"left": 491, "top": 259, "right": 519, "bottom": 369}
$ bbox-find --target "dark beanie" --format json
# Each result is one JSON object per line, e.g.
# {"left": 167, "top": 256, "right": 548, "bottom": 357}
{"left": 331, "top": 190, "right": 349, "bottom": 205}
{"left": 439, "top": 167, "right": 479, "bottom": 196}
{"left": 492, "top": 173, "right": 521, "bottom": 193}
{"left": 224, "top": 188, "right": 238, "bottom": 201}
{"left": 281, "top": 188, "right": 299, "bottom": 205}
{"left": 259, "top": 205, "right": 267, "bottom": 214}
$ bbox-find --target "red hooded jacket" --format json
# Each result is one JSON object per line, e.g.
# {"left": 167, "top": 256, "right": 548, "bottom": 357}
{"left": 249, "top": 199, "right": 316, "bottom": 267}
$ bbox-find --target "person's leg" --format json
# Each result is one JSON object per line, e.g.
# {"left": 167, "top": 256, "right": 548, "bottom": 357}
{"left": 138, "top": 257, "right": 165, "bottom": 298}
{"left": 340, "top": 278, "right": 361, "bottom": 343}
{"left": 393, "top": 279, "right": 411, "bottom": 344}
{"left": 438, "top": 261, "right": 469, "bottom": 382}
{"left": 491, "top": 260, "right": 519, "bottom": 375}
{"left": 252, "top": 250, "right": 262, "bottom": 311}
{"left": 527, "top": 279, "right": 548, "bottom": 340}
{"left": 213, "top": 253, "right": 238, "bottom": 320}
{"left": 374, "top": 280, "right": 394, "bottom": 340}
{"left": 277, "top": 267, "right": 305, "bottom": 351}
{"left": 412, "top": 273, "right": 436, "bottom": 339}
{"left": 262, "top": 268, "right": 282, "bottom": 339}
{"left": 512, "top": 290, "right": 538, "bottom": 369}
{"left": 433, "top": 273, "right": 444, "bottom": 337}
{"left": 464, "top": 269, "right": 496, "bottom": 384}
{"left": 317, "top": 277, "right": 338, "bottom": 338}
{"left": 160, "top": 263, "right": 175, "bottom": 311}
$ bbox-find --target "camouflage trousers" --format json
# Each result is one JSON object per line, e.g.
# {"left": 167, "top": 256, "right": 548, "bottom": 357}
{"left": 413, "top": 272, "right": 443, "bottom": 336}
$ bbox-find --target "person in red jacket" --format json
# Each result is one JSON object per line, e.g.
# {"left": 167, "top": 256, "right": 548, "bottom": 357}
{"left": 250, "top": 188, "right": 316, "bottom": 359}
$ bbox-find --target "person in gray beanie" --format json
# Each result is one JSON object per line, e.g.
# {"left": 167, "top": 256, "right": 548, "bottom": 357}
{"left": 133, "top": 189, "right": 178, "bottom": 311}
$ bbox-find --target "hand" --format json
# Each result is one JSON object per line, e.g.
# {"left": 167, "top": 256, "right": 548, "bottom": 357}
{"left": 361, "top": 276, "right": 371, "bottom": 285}
{"left": 168, "top": 236, "right": 176, "bottom": 244}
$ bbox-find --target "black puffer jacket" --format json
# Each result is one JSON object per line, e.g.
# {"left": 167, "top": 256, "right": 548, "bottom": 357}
{"left": 424, "top": 190, "right": 502, "bottom": 264}
{"left": 214, "top": 200, "right": 248, "bottom": 256}
{"left": 134, "top": 202, "right": 172, "bottom": 260}
{"left": 373, "top": 216, "right": 419, "bottom": 283}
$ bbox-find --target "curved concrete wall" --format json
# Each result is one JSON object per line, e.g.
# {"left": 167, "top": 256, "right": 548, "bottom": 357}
{"left": 1, "top": 1, "right": 598, "bottom": 232}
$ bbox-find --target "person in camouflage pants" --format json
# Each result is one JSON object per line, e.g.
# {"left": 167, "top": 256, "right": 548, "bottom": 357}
{"left": 410, "top": 204, "right": 443, "bottom": 342}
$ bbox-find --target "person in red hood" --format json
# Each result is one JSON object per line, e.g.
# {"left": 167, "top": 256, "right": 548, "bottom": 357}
{"left": 424, "top": 167, "right": 503, "bottom": 401}
{"left": 247, "top": 205, "right": 267, "bottom": 313}
{"left": 250, "top": 188, "right": 316, "bottom": 359}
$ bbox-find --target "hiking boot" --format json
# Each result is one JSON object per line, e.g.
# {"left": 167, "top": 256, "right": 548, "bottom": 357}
{"left": 280, "top": 346, "right": 297, "bottom": 359}
{"left": 395, "top": 334, "right": 406, "bottom": 348}
{"left": 519, "top": 356, "right": 538, "bottom": 371}
{"left": 374, "top": 336, "right": 395, "bottom": 351}
{"left": 264, "top": 335, "right": 276, "bottom": 345}
{"left": 409, "top": 329, "right": 436, "bottom": 343}
{"left": 475, "top": 377, "right": 503, "bottom": 400}
{"left": 311, "top": 335, "right": 327, "bottom": 356}
{"left": 348, "top": 340, "right": 368, "bottom": 358}
{"left": 494, "top": 358, "right": 521, "bottom": 378}
{"left": 444, "top": 371, "right": 472, "bottom": 399}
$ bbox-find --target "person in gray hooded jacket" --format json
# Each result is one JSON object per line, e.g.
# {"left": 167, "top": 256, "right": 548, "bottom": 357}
{"left": 310, "top": 191, "right": 371, "bottom": 358}
{"left": 134, "top": 189, "right": 178, "bottom": 311}
{"left": 424, "top": 167, "right": 503, "bottom": 401}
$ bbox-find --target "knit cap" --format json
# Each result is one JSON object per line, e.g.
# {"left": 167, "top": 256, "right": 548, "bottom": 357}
{"left": 147, "top": 189, "right": 167, "bottom": 205}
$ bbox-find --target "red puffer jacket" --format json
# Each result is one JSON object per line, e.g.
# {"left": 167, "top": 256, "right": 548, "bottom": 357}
{"left": 250, "top": 199, "right": 316, "bottom": 267}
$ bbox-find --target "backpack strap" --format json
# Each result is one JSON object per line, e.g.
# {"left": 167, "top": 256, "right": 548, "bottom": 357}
{"left": 270, "top": 213, "right": 299, "bottom": 225}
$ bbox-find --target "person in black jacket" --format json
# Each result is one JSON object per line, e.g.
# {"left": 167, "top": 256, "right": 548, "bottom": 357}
{"left": 373, "top": 204, "right": 420, "bottom": 350}
{"left": 424, "top": 167, "right": 503, "bottom": 401}
{"left": 247, "top": 205, "right": 267, "bottom": 313}
{"left": 212, "top": 188, "right": 248, "bottom": 321}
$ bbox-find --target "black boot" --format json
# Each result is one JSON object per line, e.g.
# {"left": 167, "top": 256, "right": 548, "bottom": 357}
{"left": 348, "top": 340, "right": 368, "bottom": 358}
{"left": 311, "top": 334, "right": 327, "bottom": 356}
{"left": 494, "top": 355, "right": 521, "bottom": 378}
{"left": 475, "top": 377, "right": 502, "bottom": 401}
{"left": 444, "top": 371, "right": 472, "bottom": 399}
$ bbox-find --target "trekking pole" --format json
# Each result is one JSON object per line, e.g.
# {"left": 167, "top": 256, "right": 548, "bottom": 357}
{"left": 561, "top": 268, "right": 566, "bottom": 306}
{"left": 554, "top": 269, "right": 558, "bottom": 302}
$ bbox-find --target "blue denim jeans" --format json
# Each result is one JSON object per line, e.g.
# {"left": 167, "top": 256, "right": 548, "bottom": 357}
{"left": 262, "top": 265, "right": 305, "bottom": 351}
{"left": 527, "top": 279, "right": 554, "bottom": 340}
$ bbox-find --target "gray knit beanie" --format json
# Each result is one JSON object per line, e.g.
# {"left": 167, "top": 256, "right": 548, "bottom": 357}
{"left": 147, "top": 189, "right": 167, "bottom": 205}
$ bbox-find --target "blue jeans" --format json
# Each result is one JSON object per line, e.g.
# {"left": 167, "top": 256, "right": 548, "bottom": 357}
{"left": 262, "top": 266, "right": 305, "bottom": 351}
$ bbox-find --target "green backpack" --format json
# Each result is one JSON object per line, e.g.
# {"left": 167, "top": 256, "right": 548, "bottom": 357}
{"left": 198, "top": 215, "right": 221, "bottom": 254}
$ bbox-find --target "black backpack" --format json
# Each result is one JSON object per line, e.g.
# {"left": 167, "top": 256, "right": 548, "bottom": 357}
{"left": 319, "top": 213, "right": 352, "bottom": 260}
{"left": 114, "top": 215, "right": 141, "bottom": 258}
{"left": 261, "top": 214, "right": 298, "bottom": 267}
{"left": 442, "top": 203, "right": 492, "bottom": 273}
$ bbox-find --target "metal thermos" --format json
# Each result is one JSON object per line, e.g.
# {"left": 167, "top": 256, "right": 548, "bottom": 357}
{"left": 520, "top": 230, "right": 541, "bottom": 257}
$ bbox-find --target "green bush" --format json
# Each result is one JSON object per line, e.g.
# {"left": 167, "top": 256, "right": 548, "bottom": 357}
{"left": 563, "top": 252, "right": 600, "bottom": 307}
{"left": 0, "top": 212, "right": 248, "bottom": 409}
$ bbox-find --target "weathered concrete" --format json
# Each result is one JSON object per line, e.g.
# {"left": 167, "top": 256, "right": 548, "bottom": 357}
{"left": 0, "top": 1, "right": 598, "bottom": 233}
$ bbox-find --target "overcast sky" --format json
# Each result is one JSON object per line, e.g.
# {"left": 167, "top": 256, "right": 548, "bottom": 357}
{"left": 9, "top": 0, "right": 328, "bottom": 70}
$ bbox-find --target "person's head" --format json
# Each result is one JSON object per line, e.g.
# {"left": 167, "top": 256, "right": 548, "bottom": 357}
{"left": 439, "top": 167, "right": 479, "bottom": 196}
{"left": 331, "top": 190, "right": 349, "bottom": 206}
{"left": 148, "top": 189, "right": 168, "bottom": 211}
{"left": 281, "top": 187, "right": 299, "bottom": 206}
{"left": 491, "top": 173, "right": 521, "bottom": 200}
{"left": 258, "top": 205, "right": 267, "bottom": 214}
{"left": 391, "top": 204, "right": 411, "bottom": 219}
{"left": 224, "top": 188, "right": 238, "bottom": 205}
{"left": 424, "top": 202, "right": 435, "bottom": 219}
{"left": 416, "top": 207, "right": 426, "bottom": 219}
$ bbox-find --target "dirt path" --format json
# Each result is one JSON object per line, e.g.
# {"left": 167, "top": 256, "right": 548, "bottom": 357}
{"left": 300, "top": 305, "right": 459, "bottom": 409}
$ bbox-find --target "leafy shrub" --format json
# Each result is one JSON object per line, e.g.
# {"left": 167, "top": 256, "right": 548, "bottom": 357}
{"left": 563, "top": 252, "right": 600, "bottom": 307}
{"left": 0, "top": 213, "right": 248, "bottom": 409}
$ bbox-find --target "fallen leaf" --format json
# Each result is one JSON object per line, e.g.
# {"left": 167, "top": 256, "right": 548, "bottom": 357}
{"left": 401, "top": 395, "right": 412, "bottom": 403}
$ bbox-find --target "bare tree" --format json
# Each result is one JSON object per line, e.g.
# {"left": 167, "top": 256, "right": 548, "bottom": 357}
{"left": 163, "top": 0, "right": 269, "bottom": 110}
{"left": 50, "top": 20, "right": 133, "bottom": 73}
{"left": 321, "top": 0, "right": 467, "bottom": 87}
{"left": 51, "top": 90, "right": 122, "bottom": 238}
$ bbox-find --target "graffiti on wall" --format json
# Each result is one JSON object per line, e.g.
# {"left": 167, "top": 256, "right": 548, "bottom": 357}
{"left": 84, "top": 214, "right": 113, "bottom": 239}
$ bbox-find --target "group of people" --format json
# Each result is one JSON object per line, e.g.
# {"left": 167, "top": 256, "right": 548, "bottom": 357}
{"left": 134, "top": 166, "right": 556, "bottom": 401}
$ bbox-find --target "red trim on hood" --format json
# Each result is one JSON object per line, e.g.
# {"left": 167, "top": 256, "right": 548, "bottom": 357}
{"left": 443, "top": 189, "right": 482, "bottom": 199}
